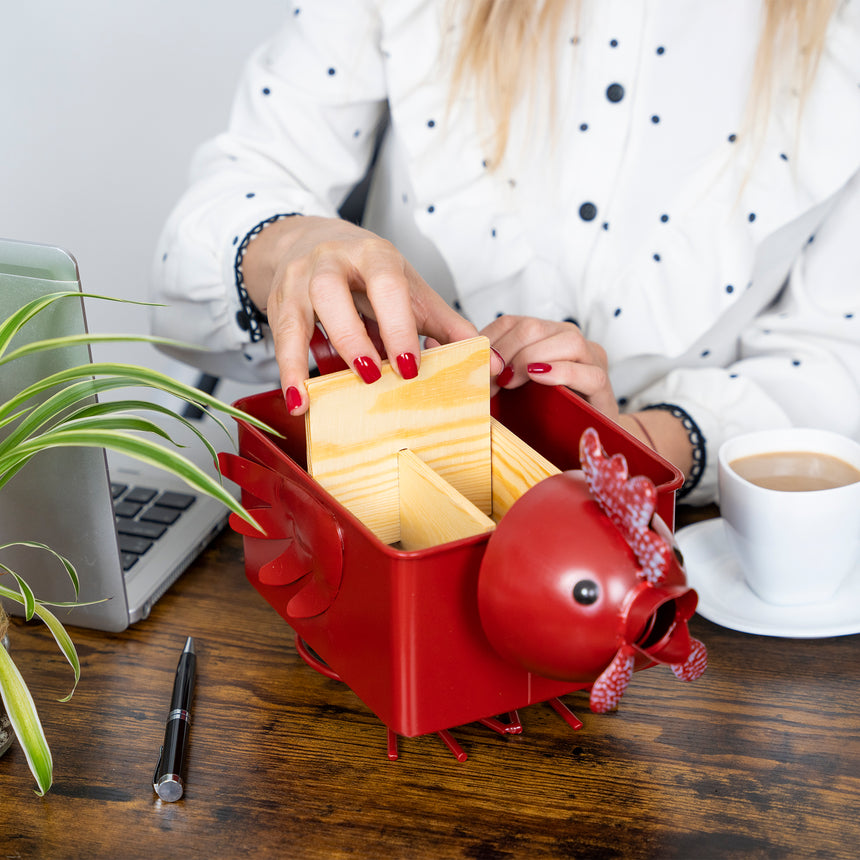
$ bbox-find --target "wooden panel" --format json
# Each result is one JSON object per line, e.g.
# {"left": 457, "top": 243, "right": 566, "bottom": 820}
{"left": 490, "top": 417, "right": 561, "bottom": 520}
{"left": 397, "top": 449, "right": 495, "bottom": 551}
{"left": 305, "top": 336, "right": 492, "bottom": 544}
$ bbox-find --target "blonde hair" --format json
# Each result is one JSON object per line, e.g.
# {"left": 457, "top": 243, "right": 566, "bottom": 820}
{"left": 451, "top": 0, "right": 838, "bottom": 165}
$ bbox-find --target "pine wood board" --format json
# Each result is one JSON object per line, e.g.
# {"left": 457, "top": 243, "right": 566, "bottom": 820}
{"left": 489, "top": 418, "right": 561, "bottom": 520}
{"left": 305, "top": 336, "right": 492, "bottom": 544}
{"left": 397, "top": 449, "right": 495, "bottom": 551}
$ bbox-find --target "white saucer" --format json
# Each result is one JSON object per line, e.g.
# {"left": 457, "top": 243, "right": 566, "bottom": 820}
{"left": 675, "top": 518, "right": 860, "bottom": 638}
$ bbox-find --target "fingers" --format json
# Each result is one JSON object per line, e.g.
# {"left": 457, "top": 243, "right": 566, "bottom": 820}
{"left": 264, "top": 222, "right": 476, "bottom": 415}
{"left": 482, "top": 316, "right": 616, "bottom": 414}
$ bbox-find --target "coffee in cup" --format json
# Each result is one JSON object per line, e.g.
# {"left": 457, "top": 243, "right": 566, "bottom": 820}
{"left": 728, "top": 450, "right": 860, "bottom": 492}
{"left": 718, "top": 429, "right": 860, "bottom": 606}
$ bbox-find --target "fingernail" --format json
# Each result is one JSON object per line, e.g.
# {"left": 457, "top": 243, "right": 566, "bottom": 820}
{"left": 353, "top": 355, "right": 381, "bottom": 384}
{"left": 396, "top": 352, "right": 418, "bottom": 380}
{"left": 285, "top": 386, "right": 303, "bottom": 413}
{"left": 496, "top": 364, "right": 514, "bottom": 387}
{"left": 490, "top": 347, "right": 505, "bottom": 371}
{"left": 527, "top": 363, "right": 552, "bottom": 374}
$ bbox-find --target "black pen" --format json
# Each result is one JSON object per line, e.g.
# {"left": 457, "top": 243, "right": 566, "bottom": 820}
{"left": 153, "top": 636, "right": 196, "bottom": 802}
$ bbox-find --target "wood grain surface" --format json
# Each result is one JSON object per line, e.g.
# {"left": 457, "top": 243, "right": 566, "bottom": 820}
{"left": 1, "top": 508, "right": 858, "bottom": 860}
{"left": 304, "top": 337, "right": 492, "bottom": 544}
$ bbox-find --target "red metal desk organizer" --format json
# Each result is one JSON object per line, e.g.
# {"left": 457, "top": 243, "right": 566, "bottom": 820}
{"left": 219, "top": 337, "right": 706, "bottom": 760}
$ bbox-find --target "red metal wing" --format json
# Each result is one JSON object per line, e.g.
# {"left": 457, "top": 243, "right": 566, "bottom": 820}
{"left": 218, "top": 452, "right": 344, "bottom": 618}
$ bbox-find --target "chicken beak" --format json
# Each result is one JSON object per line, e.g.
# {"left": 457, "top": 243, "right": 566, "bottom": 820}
{"left": 624, "top": 583, "right": 699, "bottom": 667}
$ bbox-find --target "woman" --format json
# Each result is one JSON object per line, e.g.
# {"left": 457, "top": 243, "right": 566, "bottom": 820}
{"left": 151, "top": 0, "right": 860, "bottom": 503}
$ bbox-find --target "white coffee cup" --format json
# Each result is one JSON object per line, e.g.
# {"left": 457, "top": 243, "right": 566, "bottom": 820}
{"left": 718, "top": 428, "right": 860, "bottom": 606}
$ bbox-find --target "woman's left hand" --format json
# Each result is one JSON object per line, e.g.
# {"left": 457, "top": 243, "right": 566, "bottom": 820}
{"left": 478, "top": 315, "right": 619, "bottom": 419}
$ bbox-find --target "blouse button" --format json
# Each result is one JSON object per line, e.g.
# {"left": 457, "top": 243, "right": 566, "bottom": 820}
{"left": 606, "top": 83, "right": 625, "bottom": 103}
{"left": 579, "top": 202, "right": 597, "bottom": 221}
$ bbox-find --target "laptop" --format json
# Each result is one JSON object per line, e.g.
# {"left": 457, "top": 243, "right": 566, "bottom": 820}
{"left": 0, "top": 238, "right": 232, "bottom": 631}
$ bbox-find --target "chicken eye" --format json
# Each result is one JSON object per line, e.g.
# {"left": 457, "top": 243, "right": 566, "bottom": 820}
{"left": 573, "top": 579, "right": 599, "bottom": 605}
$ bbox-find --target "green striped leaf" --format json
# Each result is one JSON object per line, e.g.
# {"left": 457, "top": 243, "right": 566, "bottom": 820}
{"left": 0, "top": 540, "right": 80, "bottom": 598}
{"left": 0, "top": 428, "right": 261, "bottom": 530}
{"left": 0, "top": 643, "right": 52, "bottom": 795}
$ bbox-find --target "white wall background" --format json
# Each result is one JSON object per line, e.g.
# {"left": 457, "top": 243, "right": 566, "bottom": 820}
{"left": 0, "top": 0, "right": 285, "bottom": 402}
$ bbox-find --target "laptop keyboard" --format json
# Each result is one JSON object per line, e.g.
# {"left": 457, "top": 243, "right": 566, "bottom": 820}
{"left": 111, "top": 483, "right": 196, "bottom": 572}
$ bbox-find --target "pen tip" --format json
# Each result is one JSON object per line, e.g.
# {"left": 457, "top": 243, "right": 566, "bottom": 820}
{"left": 183, "top": 636, "right": 195, "bottom": 654}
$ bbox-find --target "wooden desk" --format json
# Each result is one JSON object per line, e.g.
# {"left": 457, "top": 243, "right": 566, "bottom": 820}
{"left": 2, "top": 511, "right": 858, "bottom": 859}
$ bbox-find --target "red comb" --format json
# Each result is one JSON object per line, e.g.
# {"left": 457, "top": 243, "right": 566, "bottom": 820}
{"left": 579, "top": 428, "right": 672, "bottom": 585}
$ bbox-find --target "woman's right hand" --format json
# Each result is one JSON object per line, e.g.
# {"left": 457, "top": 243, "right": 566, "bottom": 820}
{"left": 240, "top": 215, "right": 482, "bottom": 414}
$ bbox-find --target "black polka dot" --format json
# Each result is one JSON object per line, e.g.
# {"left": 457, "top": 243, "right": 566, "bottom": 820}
{"left": 327, "top": 67, "right": 336, "bottom": 76}
{"left": 729, "top": 373, "right": 738, "bottom": 379}
{"left": 232, "top": 236, "right": 239, "bottom": 245}
{"left": 482, "top": 159, "right": 489, "bottom": 169}
{"left": 580, "top": 122, "right": 589, "bottom": 131}
{"left": 656, "top": 46, "right": 665, "bottom": 55}
{"left": 427, "top": 205, "right": 435, "bottom": 213}
{"left": 728, "top": 133, "right": 737, "bottom": 143}
{"left": 495, "top": 311, "right": 504, "bottom": 318}
{"left": 162, "top": 252, "right": 168, "bottom": 262}
{"left": 653, "top": 252, "right": 661, "bottom": 261}
{"left": 846, "top": 313, "right": 855, "bottom": 319}
{"left": 245, "top": 192, "right": 256, "bottom": 198}
{"left": 613, "top": 307, "right": 622, "bottom": 317}
{"left": 610, "top": 39, "right": 618, "bottom": 48}
{"left": 726, "top": 284, "right": 734, "bottom": 293}
{"left": 660, "top": 214, "right": 669, "bottom": 223}
{"left": 353, "top": 129, "right": 361, "bottom": 138}
{"left": 262, "top": 87, "right": 271, "bottom": 96}
{"left": 606, "top": 83, "right": 625, "bottom": 102}
{"left": 579, "top": 202, "right": 598, "bottom": 221}
{"left": 453, "top": 300, "right": 462, "bottom": 311}
{"left": 491, "top": 228, "right": 497, "bottom": 238}
{"left": 780, "top": 152, "right": 788, "bottom": 161}
{"left": 748, "top": 212, "right": 756, "bottom": 222}
{"left": 293, "top": 8, "right": 300, "bottom": 15}
{"left": 427, "top": 119, "right": 436, "bottom": 128}
{"left": 651, "top": 115, "right": 660, "bottom": 124}
{"left": 236, "top": 310, "right": 251, "bottom": 331}
{"left": 602, "top": 222, "right": 609, "bottom": 231}
{"left": 700, "top": 349, "right": 710, "bottom": 358}
{"left": 792, "top": 359, "right": 801, "bottom": 366}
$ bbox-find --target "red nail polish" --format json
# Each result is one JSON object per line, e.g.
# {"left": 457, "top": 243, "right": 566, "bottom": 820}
{"left": 490, "top": 347, "right": 505, "bottom": 370}
{"left": 496, "top": 365, "right": 514, "bottom": 387}
{"left": 396, "top": 352, "right": 418, "bottom": 380}
{"left": 285, "top": 386, "right": 302, "bottom": 413}
{"left": 527, "top": 363, "right": 552, "bottom": 374}
{"left": 353, "top": 355, "right": 381, "bottom": 384}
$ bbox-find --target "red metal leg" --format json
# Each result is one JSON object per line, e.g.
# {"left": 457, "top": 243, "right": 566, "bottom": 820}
{"left": 548, "top": 697, "right": 583, "bottom": 730}
{"left": 436, "top": 729, "right": 468, "bottom": 762}
{"left": 478, "top": 710, "right": 523, "bottom": 735}
{"left": 295, "top": 635, "right": 343, "bottom": 682}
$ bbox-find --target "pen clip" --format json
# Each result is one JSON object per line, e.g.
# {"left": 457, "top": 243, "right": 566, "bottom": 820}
{"left": 153, "top": 745, "right": 164, "bottom": 791}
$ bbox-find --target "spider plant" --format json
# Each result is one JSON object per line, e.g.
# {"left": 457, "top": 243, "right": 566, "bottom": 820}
{"left": 0, "top": 290, "right": 270, "bottom": 795}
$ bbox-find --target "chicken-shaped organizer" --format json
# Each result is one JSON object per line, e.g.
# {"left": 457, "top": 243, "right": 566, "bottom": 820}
{"left": 219, "top": 334, "right": 706, "bottom": 761}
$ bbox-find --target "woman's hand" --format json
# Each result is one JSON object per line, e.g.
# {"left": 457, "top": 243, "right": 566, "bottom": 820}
{"left": 241, "top": 215, "right": 480, "bottom": 413}
{"left": 480, "top": 314, "right": 696, "bottom": 480}
{"left": 479, "top": 315, "right": 619, "bottom": 418}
